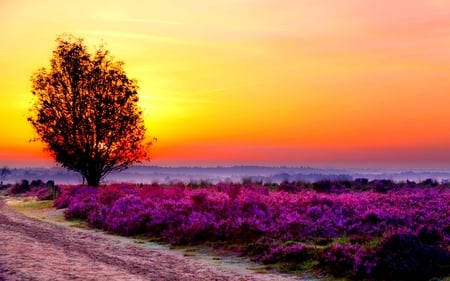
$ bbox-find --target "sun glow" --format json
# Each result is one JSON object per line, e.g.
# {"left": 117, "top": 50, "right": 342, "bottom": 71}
{"left": 1, "top": 0, "right": 450, "bottom": 168}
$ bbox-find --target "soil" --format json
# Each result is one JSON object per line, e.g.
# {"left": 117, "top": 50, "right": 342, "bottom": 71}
{"left": 0, "top": 197, "right": 308, "bottom": 281}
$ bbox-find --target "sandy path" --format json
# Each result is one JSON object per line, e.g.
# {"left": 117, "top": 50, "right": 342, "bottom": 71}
{"left": 0, "top": 199, "right": 304, "bottom": 281}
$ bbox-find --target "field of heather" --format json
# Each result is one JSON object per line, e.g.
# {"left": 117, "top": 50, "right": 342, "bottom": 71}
{"left": 3, "top": 179, "right": 449, "bottom": 280}
{"left": 42, "top": 179, "right": 450, "bottom": 280}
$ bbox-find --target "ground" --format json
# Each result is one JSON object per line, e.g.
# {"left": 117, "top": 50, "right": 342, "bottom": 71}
{"left": 0, "top": 197, "right": 309, "bottom": 281}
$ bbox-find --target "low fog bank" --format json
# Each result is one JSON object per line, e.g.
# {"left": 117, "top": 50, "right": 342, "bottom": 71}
{"left": 2, "top": 166, "right": 450, "bottom": 185}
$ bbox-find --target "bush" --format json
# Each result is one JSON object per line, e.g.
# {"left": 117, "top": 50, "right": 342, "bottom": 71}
{"left": 165, "top": 211, "right": 217, "bottom": 245}
{"left": 35, "top": 187, "right": 52, "bottom": 200}
{"left": 312, "top": 180, "right": 332, "bottom": 193}
{"left": 421, "top": 178, "right": 439, "bottom": 187}
{"left": 376, "top": 233, "right": 450, "bottom": 280}
{"left": 318, "top": 244, "right": 359, "bottom": 277}
{"left": 63, "top": 187, "right": 98, "bottom": 219}
{"left": 54, "top": 186, "right": 79, "bottom": 208}
{"left": 262, "top": 243, "right": 313, "bottom": 264}
{"left": 30, "top": 179, "right": 44, "bottom": 188}
{"left": 244, "top": 237, "right": 275, "bottom": 259}
{"left": 104, "top": 195, "right": 148, "bottom": 236}
{"left": 418, "top": 226, "right": 443, "bottom": 245}
{"left": 8, "top": 180, "right": 30, "bottom": 194}
{"left": 217, "top": 183, "right": 241, "bottom": 200}
{"left": 98, "top": 185, "right": 128, "bottom": 206}
{"left": 371, "top": 179, "right": 396, "bottom": 193}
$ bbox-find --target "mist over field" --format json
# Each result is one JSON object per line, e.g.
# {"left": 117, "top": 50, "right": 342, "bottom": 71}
{"left": 3, "top": 165, "right": 450, "bottom": 185}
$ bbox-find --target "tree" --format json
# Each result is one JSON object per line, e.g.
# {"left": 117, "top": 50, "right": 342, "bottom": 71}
{"left": 1, "top": 166, "right": 11, "bottom": 185}
{"left": 28, "top": 35, "right": 151, "bottom": 186}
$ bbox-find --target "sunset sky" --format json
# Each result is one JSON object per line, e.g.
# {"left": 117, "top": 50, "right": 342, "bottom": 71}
{"left": 1, "top": 0, "right": 450, "bottom": 168}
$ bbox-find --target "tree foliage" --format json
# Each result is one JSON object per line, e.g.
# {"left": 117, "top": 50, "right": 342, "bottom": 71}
{"left": 28, "top": 35, "right": 150, "bottom": 186}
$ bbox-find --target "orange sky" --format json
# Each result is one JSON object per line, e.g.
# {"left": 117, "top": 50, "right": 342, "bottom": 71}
{"left": 1, "top": 0, "right": 450, "bottom": 168}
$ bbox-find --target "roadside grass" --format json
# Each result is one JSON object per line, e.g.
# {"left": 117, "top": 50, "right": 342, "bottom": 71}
{"left": 7, "top": 197, "right": 65, "bottom": 223}
{"left": 9, "top": 199, "right": 53, "bottom": 211}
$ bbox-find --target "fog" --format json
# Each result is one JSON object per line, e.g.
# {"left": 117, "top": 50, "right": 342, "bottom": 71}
{"left": 2, "top": 165, "right": 450, "bottom": 185}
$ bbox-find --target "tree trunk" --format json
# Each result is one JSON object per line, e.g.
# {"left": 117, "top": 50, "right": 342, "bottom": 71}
{"left": 84, "top": 170, "right": 101, "bottom": 186}
{"left": 86, "top": 176, "right": 100, "bottom": 186}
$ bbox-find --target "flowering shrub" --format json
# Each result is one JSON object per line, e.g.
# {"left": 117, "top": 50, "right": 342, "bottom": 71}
{"left": 261, "top": 243, "right": 314, "bottom": 264}
{"left": 34, "top": 187, "right": 52, "bottom": 200}
{"left": 54, "top": 185, "right": 84, "bottom": 208}
{"left": 104, "top": 195, "right": 148, "bottom": 236}
{"left": 98, "top": 185, "right": 130, "bottom": 206}
{"left": 55, "top": 181, "right": 450, "bottom": 279}
{"left": 6, "top": 179, "right": 58, "bottom": 200}
{"left": 376, "top": 232, "right": 450, "bottom": 280}
{"left": 319, "top": 243, "right": 360, "bottom": 276}
{"left": 7, "top": 179, "right": 31, "bottom": 194}
{"left": 64, "top": 187, "right": 98, "bottom": 220}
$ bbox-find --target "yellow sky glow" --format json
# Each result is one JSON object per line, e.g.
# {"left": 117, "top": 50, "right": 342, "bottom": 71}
{"left": 1, "top": 0, "right": 450, "bottom": 168}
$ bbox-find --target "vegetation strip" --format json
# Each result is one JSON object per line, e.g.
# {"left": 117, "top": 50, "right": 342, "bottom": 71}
{"left": 42, "top": 179, "right": 450, "bottom": 280}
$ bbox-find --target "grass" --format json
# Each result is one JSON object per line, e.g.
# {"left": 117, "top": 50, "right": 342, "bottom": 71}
{"left": 7, "top": 197, "right": 69, "bottom": 224}
{"left": 363, "top": 237, "right": 381, "bottom": 249}
{"left": 8, "top": 198, "right": 58, "bottom": 221}
{"left": 273, "top": 260, "right": 318, "bottom": 273}
{"left": 66, "top": 219, "right": 91, "bottom": 229}
{"left": 334, "top": 236, "right": 350, "bottom": 245}
{"left": 9, "top": 199, "right": 54, "bottom": 211}
{"left": 132, "top": 235, "right": 149, "bottom": 244}
{"left": 250, "top": 267, "right": 270, "bottom": 274}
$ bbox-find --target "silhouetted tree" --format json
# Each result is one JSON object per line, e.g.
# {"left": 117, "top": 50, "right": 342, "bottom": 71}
{"left": 1, "top": 166, "right": 11, "bottom": 184}
{"left": 28, "top": 35, "right": 151, "bottom": 186}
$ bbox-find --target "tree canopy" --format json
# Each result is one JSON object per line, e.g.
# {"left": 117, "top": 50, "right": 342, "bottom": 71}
{"left": 28, "top": 35, "right": 151, "bottom": 186}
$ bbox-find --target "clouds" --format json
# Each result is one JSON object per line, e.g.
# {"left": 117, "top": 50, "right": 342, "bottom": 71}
{"left": 1, "top": 0, "right": 450, "bottom": 168}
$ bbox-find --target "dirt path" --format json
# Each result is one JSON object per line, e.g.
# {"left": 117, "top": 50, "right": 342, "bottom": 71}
{"left": 0, "top": 198, "right": 305, "bottom": 281}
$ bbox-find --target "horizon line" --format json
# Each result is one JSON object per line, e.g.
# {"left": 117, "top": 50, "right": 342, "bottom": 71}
{"left": 4, "top": 164, "right": 450, "bottom": 172}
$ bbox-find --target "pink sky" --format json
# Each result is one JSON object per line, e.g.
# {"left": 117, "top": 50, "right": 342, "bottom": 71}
{"left": 1, "top": 0, "right": 450, "bottom": 168}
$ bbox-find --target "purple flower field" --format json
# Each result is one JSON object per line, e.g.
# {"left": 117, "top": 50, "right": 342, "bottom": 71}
{"left": 55, "top": 180, "right": 450, "bottom": 280}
